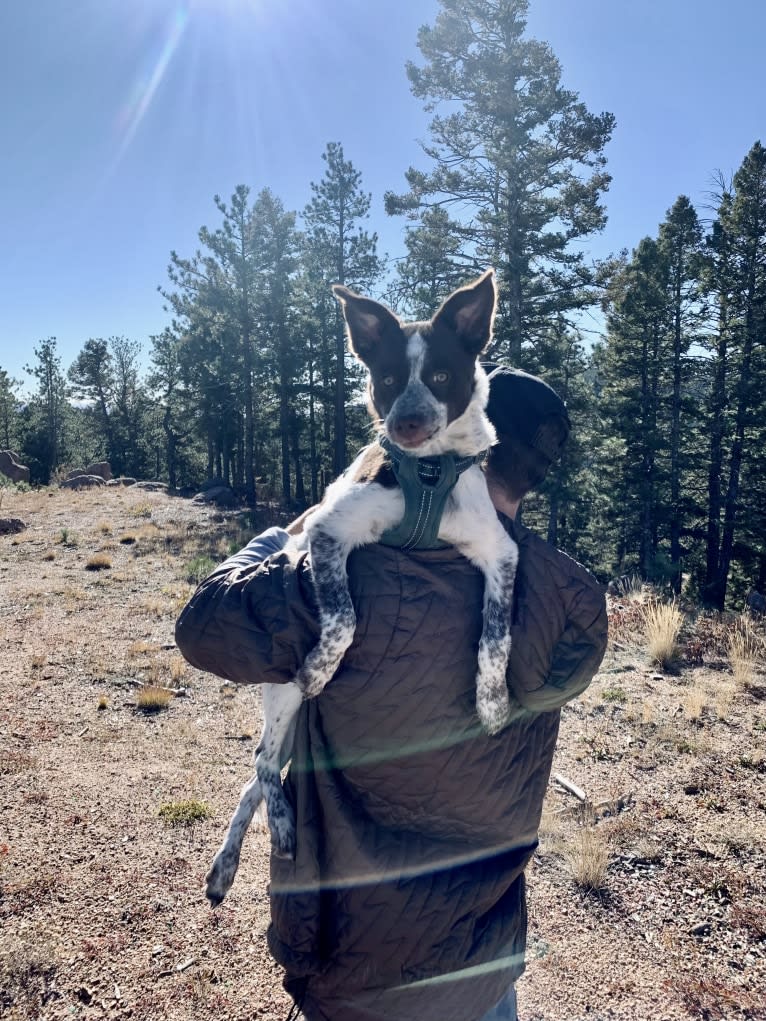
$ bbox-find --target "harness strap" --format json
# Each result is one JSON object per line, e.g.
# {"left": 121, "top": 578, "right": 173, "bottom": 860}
{"left": 377, "top": 435, "right": 487, "bottom": 550}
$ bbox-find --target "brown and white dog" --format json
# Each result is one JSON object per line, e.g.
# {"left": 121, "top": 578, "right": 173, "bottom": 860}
{"left": 204, "top": 270, "right": 518, "bottom": 906}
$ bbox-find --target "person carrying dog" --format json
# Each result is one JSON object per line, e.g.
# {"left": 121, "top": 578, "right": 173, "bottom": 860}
{"left": 175, "top": 366, "right": 608, "bottom": 1021}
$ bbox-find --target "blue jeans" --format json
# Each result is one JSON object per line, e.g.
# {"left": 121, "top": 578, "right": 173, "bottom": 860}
{"left": 478, "top": 985, "right": 518, "bottom": 1021}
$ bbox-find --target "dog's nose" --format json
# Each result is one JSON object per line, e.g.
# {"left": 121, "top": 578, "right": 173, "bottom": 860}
{"left": 390, "top": 417, "right": 432, "bottom": 448}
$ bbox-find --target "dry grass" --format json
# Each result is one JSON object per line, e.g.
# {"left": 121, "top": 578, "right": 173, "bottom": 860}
{"left": 170, "top": 655, "right": 188, "bottom": 685}
{"left": 642, "top": 598, "right": 683, "bottom": 670}
{"left": 135, "top": 685, "right": 173, "bottom": 712}
{"left": 728, "top": 621, "right": 761, "bottom": 689}
{"left": 84, "top": 552, "right": 112, "bottom": 571}
{"left": 562, "top": 825, "right": 610, "bottom": 892}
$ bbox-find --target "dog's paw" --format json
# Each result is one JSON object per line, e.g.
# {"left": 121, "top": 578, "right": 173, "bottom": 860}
{"left": 204, "top": 848, "right": 240, "bottom": 907}
{"left": 476, "top": 682, "right": 510, "bottom": 736}
{"left": 270, "top": 817, "right": 297, "bottom": 861}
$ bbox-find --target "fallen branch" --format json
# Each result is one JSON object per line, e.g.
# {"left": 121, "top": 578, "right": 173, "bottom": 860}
{"left": 552, "top": 773, "right": 587, "bottom": 802}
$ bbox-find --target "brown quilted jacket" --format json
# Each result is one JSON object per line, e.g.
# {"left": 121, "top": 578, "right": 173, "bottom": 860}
{"left": 175, "top": 518, "right": 607, "bottom": 1021}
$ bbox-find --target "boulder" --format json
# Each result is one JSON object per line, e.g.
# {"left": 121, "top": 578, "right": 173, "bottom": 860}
{"left": 61, "top": 474, "right": 106, "bottom": 490}
{"left": 106, "top": 477, "right": 137, "bottom": 487}
{"left": 65, "top": 461, "right": 112, "bottom": 482}
{"left": 0, "top": 450, "right": 30, "bottom": 484}
{"left": 0, "top": 517, "right": 26, "bottom": 535}
{"left": 132, "top": 481, "right": 168, "bottom": 492}
{"left": 746, "top": 589, "right": 766, "bottom": 616}
{"left": 192, "top": 485, "right": 237, "bottom": 507}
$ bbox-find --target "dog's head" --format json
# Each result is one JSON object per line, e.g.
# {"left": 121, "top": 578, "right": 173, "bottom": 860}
{"left": 333, "top": 270, "right": 497, "bottom": 456}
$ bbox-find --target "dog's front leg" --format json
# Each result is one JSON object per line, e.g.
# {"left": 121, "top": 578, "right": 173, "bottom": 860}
{"left": 441, "top": 477, "right": 518, "bottom": 734}
{"left": 298, "top": 483, "right": 403, "bottom": 699}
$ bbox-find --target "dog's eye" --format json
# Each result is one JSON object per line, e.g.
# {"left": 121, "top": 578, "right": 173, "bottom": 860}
{"left": 432, "top": 371, "right": 450, "bottom": 384}
{"left": 381, "top": 375, "right": 396, "bottom": 386}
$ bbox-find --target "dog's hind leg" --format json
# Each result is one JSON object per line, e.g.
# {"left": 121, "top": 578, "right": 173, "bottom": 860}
{"left": 206, "top": 684, "right": 302, "bottom": 903}
{"left": 256, "top": 681, "right": 304, "bottom": 859}
{"left": 205, "top": 769, "right": 266, "bottom": 906}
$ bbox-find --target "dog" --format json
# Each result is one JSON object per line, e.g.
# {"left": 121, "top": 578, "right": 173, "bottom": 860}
{"left": 204, "top": 269, "right": 519, "bottom": 906}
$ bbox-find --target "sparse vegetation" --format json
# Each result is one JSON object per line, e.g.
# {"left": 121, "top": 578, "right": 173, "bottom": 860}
{"left": 129, "top": 502, "right": 153, "bottom": 518}
{"left": 563, "top": 825, "right": 610, "bottom": 893}
{"left": 642, "top": 598, "right": 683, "bottom": 670}
{"left": 158, "top": 799, "right": 212, "bottom": 826}
{"left": 1, "top": 485, "right": 764, "bottom": 1021}
{"left": 135, "top": 685, "right": 173, "bottom": 711}
{"left": 85, "top": 552, "right": 112, "bottom": 571}
{"left": 185, "top": 554, "right": 216, "bottom": 585}
{"left": 728, "top": 622, "right": 761, "bottom": 689}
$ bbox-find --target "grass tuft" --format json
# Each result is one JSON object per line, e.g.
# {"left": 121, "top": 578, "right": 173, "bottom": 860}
{"left": 563, "top": 825, "right": 610, "bottom": 892}
{"left": 136, "top": 685, "right": 173, "bottom": 712}
{"left": 728, "top": 622, "right": 761, "bottom": 690}
{"left": 642, "top": 598, "right": 683, "bottom": 670}
{"left": 85, "top": 553, "right": 112, "bottom": 571}
{"left": 185, "top": 555, "right": 216, "bottom": 585}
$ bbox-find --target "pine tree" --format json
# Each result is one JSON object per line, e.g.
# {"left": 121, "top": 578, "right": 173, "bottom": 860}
{"left": 704, "top": 142, "right": 766, "bottom": 607}
{"left": 386, "top": 0, "right": 614, "bottom": 364}
{"left": 303, "top": 143, "right": 385, "bottom": 475}
{"left": 23, "top": 338, "right": 70, "bottom": 482}
{"left": 0, "top": 369, "right": 22, "bottom": 452}
{"left": 657, "top": 196, "right": 705, "bottom": 591}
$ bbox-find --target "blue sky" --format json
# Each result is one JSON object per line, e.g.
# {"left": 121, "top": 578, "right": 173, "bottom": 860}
{"left": 2, "top": 0, "right": 765, "bottom": 389}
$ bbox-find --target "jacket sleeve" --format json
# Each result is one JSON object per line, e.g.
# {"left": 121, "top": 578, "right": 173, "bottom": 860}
{"left": 506, "top": 549, "right": 608, "bottom": 713}
{"left": 174, "top": 528, "right": 321, "bottom": 685}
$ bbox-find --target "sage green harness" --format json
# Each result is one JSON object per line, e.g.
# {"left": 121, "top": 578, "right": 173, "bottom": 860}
{"left": 377, "top": 434, "right": 488, "bottom": 550}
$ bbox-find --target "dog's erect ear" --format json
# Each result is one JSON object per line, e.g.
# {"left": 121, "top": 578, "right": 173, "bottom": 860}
{"left": 432, "top": 269, "right": 497, "bottom": 356}
{"left": 332, "top": 285, "right": 400, "bottom": 361}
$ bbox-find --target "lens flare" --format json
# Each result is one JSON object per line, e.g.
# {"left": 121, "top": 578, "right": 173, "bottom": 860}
{"left": 113, "top": 3, "right": 189, "bottom": 169}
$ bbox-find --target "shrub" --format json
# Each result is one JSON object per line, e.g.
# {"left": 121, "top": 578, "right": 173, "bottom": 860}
{"left": 158, "top": 799, "right": 212, "bottom": 826}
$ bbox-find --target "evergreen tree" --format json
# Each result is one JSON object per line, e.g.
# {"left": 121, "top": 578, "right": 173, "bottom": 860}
{"left": 0, "top": 369, "right": 22, "bottom": 452}
{"left": 303, "top": 142, "right": 384, "bottom": 475}
{"left": 386, "top": 207, "right": 468, "bottom": 318}
{"left": 23, "top": 338, "right": 70, "bottom": 482}
{"left": 163, "top": 186, "right": 262, "bottom": 503}
{"left": 599, "top": 239, "right": 669, "bottom": 578}
{"left": 704, "top": 142, "right": 766, "bottom": 607}
{"left": 657, "top": 196, "right": 705, "bottom": 591}
{"left": 68, "top": 338, "right": 117, "bottom": 467}
{"left": 386, "top": 0, "right": 615, "bottom": 364}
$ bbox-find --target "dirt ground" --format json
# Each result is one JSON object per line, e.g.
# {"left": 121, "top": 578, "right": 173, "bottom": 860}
{"left": 1, "top": 486, "right": 764, "bottom": 1021}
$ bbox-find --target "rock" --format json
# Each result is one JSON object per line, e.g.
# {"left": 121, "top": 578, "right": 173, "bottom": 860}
{"left": 61, "top": 474, "right": 106, "bottom": 490}
{"left": 689, "top": 921, "right": 712, "bottom": 937}
{"left": 0, "top": 517, "right": 26, "bottom": 535}
{"left": 85, "top": 461, "right": 112, "bottom": 481}
{"left": 65, "top": 461, "right": 112, "bottom": 482}
{"left": 132, "top": 481, "right": 168, "bottom": 492}
{"left": 192, "top": 485, "right": 237, "bottom": 507}
{"left": 0, "top": 450, "right": 30, "bottom": 484}
{"left": 106, "top": 477, "right": 137, "bottom": 487}
{"left": 745, "top": 589, "right": 766, "bottom": 616}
